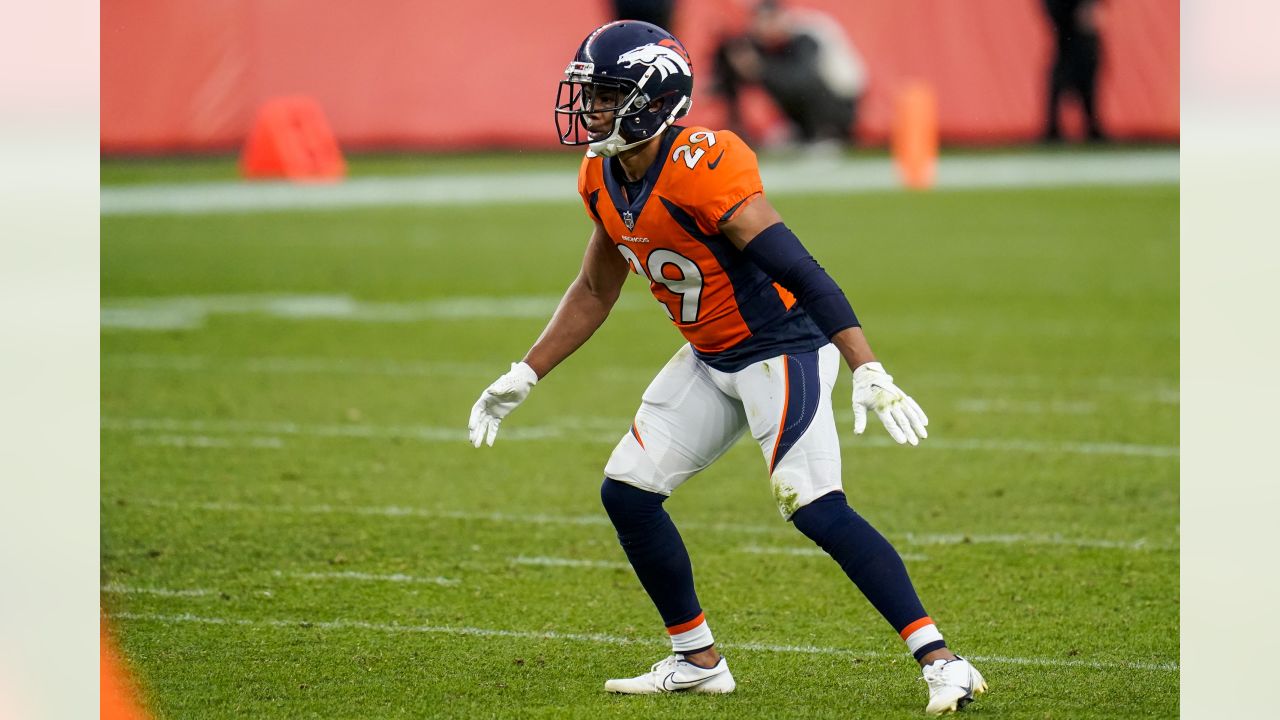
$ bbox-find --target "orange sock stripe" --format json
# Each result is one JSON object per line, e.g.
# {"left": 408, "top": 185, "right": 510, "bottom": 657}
{"left": 900, "top": 616, "right": 934, "bottom": 640}
{"left": 769, "top": 356, "right": 791, "bottom": 471}
{"left": 666, "top": 612, "right": 706, "bottom": 635}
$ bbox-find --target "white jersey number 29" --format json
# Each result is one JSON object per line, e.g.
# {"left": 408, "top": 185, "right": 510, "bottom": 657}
{"left": 616, "top": 245, "right": 703, "bottom": 323}
{"left": 671, "top": 131, "right": 717, "bottom": 169}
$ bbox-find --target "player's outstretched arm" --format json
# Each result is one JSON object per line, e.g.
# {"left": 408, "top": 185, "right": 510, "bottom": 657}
{"left": 468, "top": 221, "right": 627, "bottom": 447}
{"left": 521, "top": 221, "right": 629, "bottom": 378}
{"left": 720, "top": 195, "right": 929, "bottom": 445}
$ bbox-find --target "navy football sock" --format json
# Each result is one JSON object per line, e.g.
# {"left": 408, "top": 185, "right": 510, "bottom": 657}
{"left": 791, "top": 491, "right": 946, "bottom": 659}
{"left": 600, "top": 478, "right": 704, "bottom": 631}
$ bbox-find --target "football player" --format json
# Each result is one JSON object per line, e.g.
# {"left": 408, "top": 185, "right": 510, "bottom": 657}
{"left": 468, "top": 20, "right": 986, "bottom": 715}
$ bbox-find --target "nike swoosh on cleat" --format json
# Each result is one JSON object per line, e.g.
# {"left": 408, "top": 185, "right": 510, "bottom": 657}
{"left": 663, "top": 672, "right": 716, "bottom": 690}
{"left": 707, "top": 150, "right": 725, "bottom": 170}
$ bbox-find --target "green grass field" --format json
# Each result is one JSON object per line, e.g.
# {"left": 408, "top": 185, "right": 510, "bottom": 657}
{"left": 101, "top": 154, "right": 1178, "bottom": 718}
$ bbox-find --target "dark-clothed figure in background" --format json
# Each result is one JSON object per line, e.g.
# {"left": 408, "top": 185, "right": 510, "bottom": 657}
{"left": 612, "top": 0, "right": 676, "bottom": 30}
{"left": 713, "top": 0, "right": 866, "bottom": 148}
{"left": 1043, "top": 0, "right": 1107, "bottom": 142}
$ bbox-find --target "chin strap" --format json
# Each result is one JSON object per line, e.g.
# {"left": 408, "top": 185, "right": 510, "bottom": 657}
{"left": 588, "top": 128, "right": 659, "bottom": 158}
{"left": 588, "top": 96, "right": 691, "bottom": 157}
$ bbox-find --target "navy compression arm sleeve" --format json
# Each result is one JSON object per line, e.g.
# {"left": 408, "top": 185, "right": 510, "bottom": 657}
{"left": 742, "top": 222, "right": 860, "bottom": 338}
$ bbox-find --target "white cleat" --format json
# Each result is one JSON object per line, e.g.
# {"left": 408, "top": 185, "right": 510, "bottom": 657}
{"left": 922, "top": 656, "right": 987, "bottom": 715}
{"left": 604, "top": 654, "right": 736, "bottom": 695}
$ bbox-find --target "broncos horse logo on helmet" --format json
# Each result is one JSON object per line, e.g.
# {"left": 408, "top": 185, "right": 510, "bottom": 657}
{"left": 617, "top": 43, "right": 692, "bottom": 82}
{"left": 555, "top": 21, "right": 694, "bottom": 157}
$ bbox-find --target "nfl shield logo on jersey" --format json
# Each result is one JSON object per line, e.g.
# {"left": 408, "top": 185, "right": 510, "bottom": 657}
{"left": 622, "top": 211, "right": 636, "bottom": 231}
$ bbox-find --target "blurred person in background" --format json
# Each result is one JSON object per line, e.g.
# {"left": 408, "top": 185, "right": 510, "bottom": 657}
{"left": 713, "top": 0, "right": 867, "bottom": 149}
{"left": 612, "top": 0, "right": 676, "bottom": 30}
{"left": 1042, "top": 0, "right": 1107, "bottom": 142}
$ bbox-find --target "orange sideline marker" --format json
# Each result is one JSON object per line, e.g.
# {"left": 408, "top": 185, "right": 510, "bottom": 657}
{"left": 102, "top": 621, "right": 149, "bottom": 720}
{"left": 891, "top": 81, "right": 938, "bottom": 190}
{"left": 241, "top": 96, "right": 346, "bottom": 181}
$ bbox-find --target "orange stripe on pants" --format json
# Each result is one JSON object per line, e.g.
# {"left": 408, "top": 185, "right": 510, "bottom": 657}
{"left": 769, "top": 356, "right": 791, "bottom": 471}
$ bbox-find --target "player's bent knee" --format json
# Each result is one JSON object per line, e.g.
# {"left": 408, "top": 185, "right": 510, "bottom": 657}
{"left": 600, "top": 477, "right": 667, "bottom": 522}
{"left": 790, "top": 490, "right": 854, "bottom": 540}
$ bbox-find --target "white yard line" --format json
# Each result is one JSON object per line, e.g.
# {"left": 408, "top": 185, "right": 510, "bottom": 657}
{"left": 134, "top": 434, "right": 285, "bottom": 449}
{"left": 954, "top": 398, "right": 1097, "bottom": 415}
{"left": 902, "top": 437, "right": 1178, "bottom": 458}
{"left": 126, "top": 498, "right": 1176, "bottom": 552}
{"left": 100, "top": 151, "right": 1178, "bottom": 216}
{"left": 284, "top": 571, "right": 459, "bottom": 586}
{"left": 900, "top": 533, "right": 1159, "bottom": 551}
{"left": 101, "top": 294, "right": 651, "bottom": 331}
{"left": 738, "top": 545, "right": 929, "bottom": 562}
{"left": 105, "top": 417, "right": 568, "bottom": 443}
{"left": 103, "top": 415, "right": 1178, "bottom": 458}
{"left": 110, "top": 611, "right": 1178, "bottom": 672}
{"left": 101, "top": 583, "right": 212, "bottom": 597}
{"left": 511, "top": 556, "right": 632, "bottom": 570}
{"left": 906, "top": 371, "right": 1178, "bottom": 394}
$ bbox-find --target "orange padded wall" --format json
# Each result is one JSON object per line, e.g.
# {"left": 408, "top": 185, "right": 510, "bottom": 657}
{"left": 101, "top": 0, "right": 1177, "bottom": 153}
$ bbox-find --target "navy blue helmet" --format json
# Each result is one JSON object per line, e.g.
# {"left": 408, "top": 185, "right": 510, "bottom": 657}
{"left": 555, "top": 21, "right": 694, "bottom": 157}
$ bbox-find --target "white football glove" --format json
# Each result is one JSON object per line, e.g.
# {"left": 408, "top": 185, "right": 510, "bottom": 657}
{"left": 468, "top": 361, "right": 539, "bottom": 448}
{"left": 852, "top": 361, "right": 929, "bottom": 446}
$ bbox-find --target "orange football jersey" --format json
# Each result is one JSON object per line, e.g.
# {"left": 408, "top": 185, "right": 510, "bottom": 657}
{"left": 577, "top": 126, "right": 826, "bottom": 371}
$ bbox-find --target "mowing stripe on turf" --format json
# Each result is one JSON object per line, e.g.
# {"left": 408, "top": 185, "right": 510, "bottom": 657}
{"left": 511, "top": 556, "right": 632, "bottom": 570}
{"left": 106, "top": 352, "right": 488, "bottom": 377}
{"left": 100, "top": 151, "right": 1179, "bottom": 216}
{"left": 109, "top": 611, "right": 1178, "bottom": 672}
{"left": 103, "top": 352, "right": 1178, "bottom": 402}
{"left": 98, "top": 294, "right": 1178, "bottom": 343}
{"left": 102, "top": 416, "right": 1179, "bottom": 458}
{"left": 125, "top": 498, "right": 1175, "bottom": 551}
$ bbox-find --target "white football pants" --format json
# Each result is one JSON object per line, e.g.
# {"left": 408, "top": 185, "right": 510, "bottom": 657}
{"left": 604, "top": 343, "right": 844, "bottom": 518}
